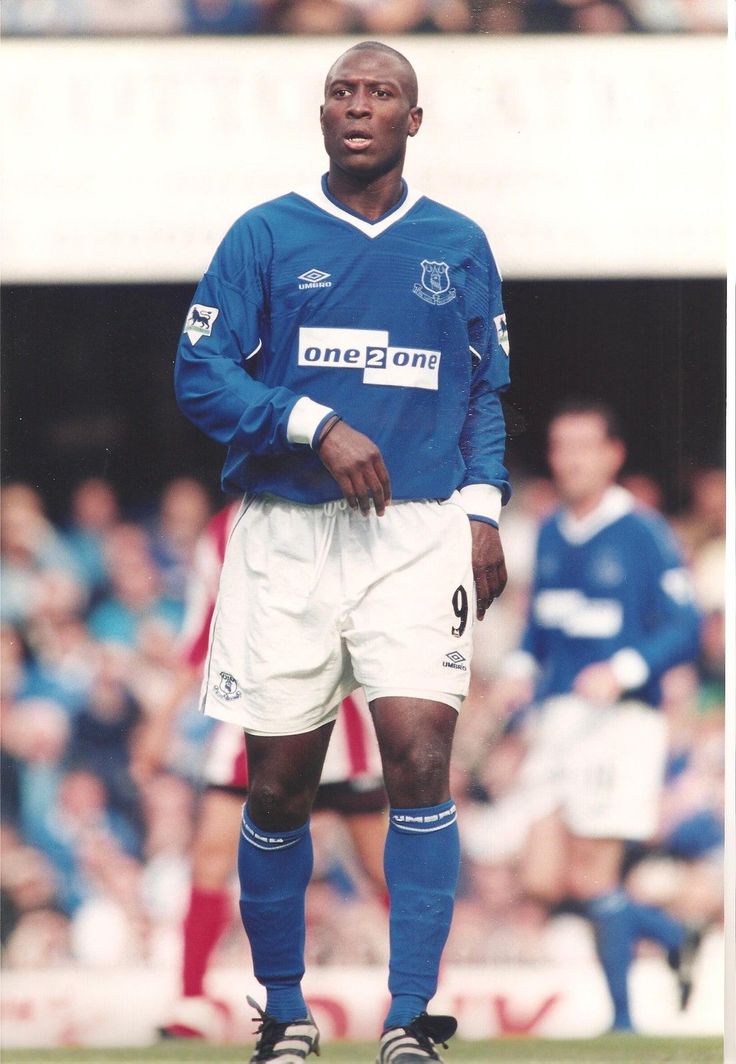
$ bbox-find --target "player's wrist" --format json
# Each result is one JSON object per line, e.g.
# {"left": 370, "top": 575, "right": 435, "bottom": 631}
{"left": 286, "top": 397, "right": 337, "bottom": 447}
{"left": 459, "top": 484, "right": 503, "bottom": 526}
{"left": 314, "top": 415, "right": 342, "bottom": 451}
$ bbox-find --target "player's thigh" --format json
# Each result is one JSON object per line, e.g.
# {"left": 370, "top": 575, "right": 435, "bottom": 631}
{"left": 246, "top": 721, "right": 336, "bottom": 828}
{"left": 566, "top": 835, "right": 626, "bottom": 899}
{"left": 520, "top": 810, "right": 570, "bottom": 904}
{"left": 370, "top": 694, "right": 459, "bottom": 806}
{"left": 348, "top": 498, "right": 475, "bottom": 702}
{"left": 191, "top": 787, "right": 245, "bottom": 888}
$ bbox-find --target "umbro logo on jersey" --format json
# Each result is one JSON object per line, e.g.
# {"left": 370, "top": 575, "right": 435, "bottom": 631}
{"left": 298, "top": 268, "right": 332, "bottom": 290}
{"left": 184, "top": 304, "right": 219, "bottom": 346}
{"left": 298, "top": 327, "right": 441, "bottom": 391}
{"left": 443, "top": 651, "right": 467, "bottom": 671}
{"left": 413, "top": 260, "right": 457, "bottom": 306}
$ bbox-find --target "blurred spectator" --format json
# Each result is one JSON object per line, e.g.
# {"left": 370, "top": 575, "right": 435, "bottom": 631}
{"left": 273, "top": 0, "right": 361, "bottom": 32}
{"left": 66, "top": 647, "right": 145, "bottom": 847}
{"left": 21, "top": 768, "right": 140, "bottom": 915}
{"left": 148, "top": 477, "right": 211, "bottom": 603}
{"left": 2, "top": 697, "right": 71, "bottom": 840}
{"left": 63, "top": 477, "right": 120, "bottom": 603}
{"left": 0, "top": 0, "right": 184, "bottom": 35}
{"left": 88, "top": 523, "right": 183, "bottom": 648}
{"left": 70, "top": 831, "right": 149, "bottom": 965}
{"left": 0, "top": 827, "right": 72, "bottom": 967}
{"left": 0, "top": 484, "right": 78, "bottom": 628}
{"left": 23, "top": 571, "right": 97, "bottom": 709}
{"left": 345, "top": 0, "right": 472, "bottom": 33}
{"left": 184, "top": 0, "right": 276, "bottom": 32}
{"left": 1, "top": 622, "right": 82, "bottom": 718}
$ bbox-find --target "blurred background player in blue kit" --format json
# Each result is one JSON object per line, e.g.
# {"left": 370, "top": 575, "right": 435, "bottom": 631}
{"left": 174, "top": 40, "right": 511, "bottom": 1064}
{"left": 496, "top": 400, "right": 702, "bottom": 1033}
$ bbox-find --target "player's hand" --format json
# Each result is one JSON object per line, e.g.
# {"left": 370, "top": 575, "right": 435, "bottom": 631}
{"left": 317, "top": 419, "right": 392, "bottom": 516}
{"left": 470, "top": 520, "right": 507, "bottom": 620}
{"left": 573, "top": 662, "right": 623, "bottom": 703}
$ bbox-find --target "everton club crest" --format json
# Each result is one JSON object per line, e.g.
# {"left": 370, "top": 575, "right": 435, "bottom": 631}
{"left": 413, "top": 260, "right": 457, "bottom": 306}
{"left": 213, "top": 671, "right": 241, "bottom": 701}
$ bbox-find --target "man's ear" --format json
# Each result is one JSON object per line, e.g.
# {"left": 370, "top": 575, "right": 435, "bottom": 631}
{"left": 408, "top": 107, "right": 423, "bottom": 138}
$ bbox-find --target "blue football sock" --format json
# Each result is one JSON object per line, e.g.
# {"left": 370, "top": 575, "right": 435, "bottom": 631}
{"left": 238, "top": 804, "right": 312, "bottom": 1022}
{"left": 627, "top": 898, "right": 685, "bottom": 952}
{"left": 586, "top": 890, "right": 635, "bottom": 1031}
{"left": 586, "top": 888, "right": 687, "bottom": 1031}
{"left": 383, "top": 799, "right": 460, "bottom": 1030}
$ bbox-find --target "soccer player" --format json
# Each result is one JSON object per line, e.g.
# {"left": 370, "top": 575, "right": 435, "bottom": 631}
{"left": 132, "top": 502, "right": 389, "bottom": 1042}
{"left": 174, "top": 41, "right": 510, "bottom": 1064}
{"left": 497, "top": 400, "right": 702, "bottom": 1032}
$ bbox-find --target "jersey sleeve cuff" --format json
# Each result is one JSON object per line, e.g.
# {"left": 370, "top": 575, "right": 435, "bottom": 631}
{"left": 609, "top": 648, "right": 650, "bottom": 691}
{"left": 459, "top": 484, "right": 503, "bottom": 526}
{"left": 286, "top": 397, "right": 337, "bottom": 448}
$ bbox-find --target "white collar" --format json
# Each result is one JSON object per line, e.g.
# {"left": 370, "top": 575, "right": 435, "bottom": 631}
{"left": 557, "top": 485, "right": 635, "bottom": 545}
{"left": 294, "top": 182, "right": 423, "bottom": 239}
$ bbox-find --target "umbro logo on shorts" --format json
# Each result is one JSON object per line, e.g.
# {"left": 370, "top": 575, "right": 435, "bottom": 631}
{"left": 213, "top": 671, "right": 242, "bottom": 700}
{"left": 443, "top": 651, "right": 467, "bottom": 671}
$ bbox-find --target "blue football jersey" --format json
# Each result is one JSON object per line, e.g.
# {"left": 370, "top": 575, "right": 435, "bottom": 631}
{"left": 521, "top": 488, "right": 701, "bottom": 707}
{"left": 175, "top": 177, "right": 510, "bottom": 508}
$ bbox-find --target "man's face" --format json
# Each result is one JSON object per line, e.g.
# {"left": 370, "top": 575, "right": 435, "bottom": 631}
{"left": 320, "top": 49, "right": 422, "bottom": 181}
{"left": 547, "top": 413, "right": 625, "bottom": 506}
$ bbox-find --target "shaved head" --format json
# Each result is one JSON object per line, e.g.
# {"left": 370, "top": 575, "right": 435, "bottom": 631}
{"left": 324, "top": 41, "right": 419, "bottom": 108}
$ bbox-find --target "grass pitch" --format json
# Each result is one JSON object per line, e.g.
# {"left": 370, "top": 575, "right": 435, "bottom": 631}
{"left": 0, "top": 1037, "right": 723, "bottom": 1064}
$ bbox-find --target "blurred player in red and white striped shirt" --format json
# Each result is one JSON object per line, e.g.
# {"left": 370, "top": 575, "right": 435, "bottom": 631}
{"left": 134, "top": 502, "right": 387, "bottom": 1040}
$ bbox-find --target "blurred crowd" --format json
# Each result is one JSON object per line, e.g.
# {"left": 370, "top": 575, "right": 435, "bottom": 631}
{"left": 1, "top": 0, "right": 726, "bottom": 36}
{"left": 0, "top": 466, "right": 725, "bottom": 973}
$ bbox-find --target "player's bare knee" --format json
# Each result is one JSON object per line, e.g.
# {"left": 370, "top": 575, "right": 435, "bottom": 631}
{"left": 567, "top": 837, "right": 623, "bottom": 890}
{"left": 247, "top": 781, "right": 313, "bottom": 830}
{"left": 382, "top": 741, "right": 451, "bottom": 806}
{"left": 521, "top": 867, "right": 565, "bottom": 906}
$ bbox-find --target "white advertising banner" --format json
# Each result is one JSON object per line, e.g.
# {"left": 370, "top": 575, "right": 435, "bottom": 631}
{"left": 0, "top": 942, "right": 724, "bottom": 1047}
{"left": 0, "top": 36, "right": 727, "bottom": 282}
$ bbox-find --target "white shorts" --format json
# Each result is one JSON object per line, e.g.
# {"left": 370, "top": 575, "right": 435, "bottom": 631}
{"left": 518, "top": 695, "right": 669, "bottom": 840}
{"left": 200, "top": 494, "right": 475, "bottom": 735}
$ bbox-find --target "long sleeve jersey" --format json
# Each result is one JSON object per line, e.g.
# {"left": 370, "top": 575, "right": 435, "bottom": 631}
{"left": 174, "top": 176, "right": 511, "bottom": 524}
{"left": 515, "top": 486, "right": 701, "bottom": 708}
